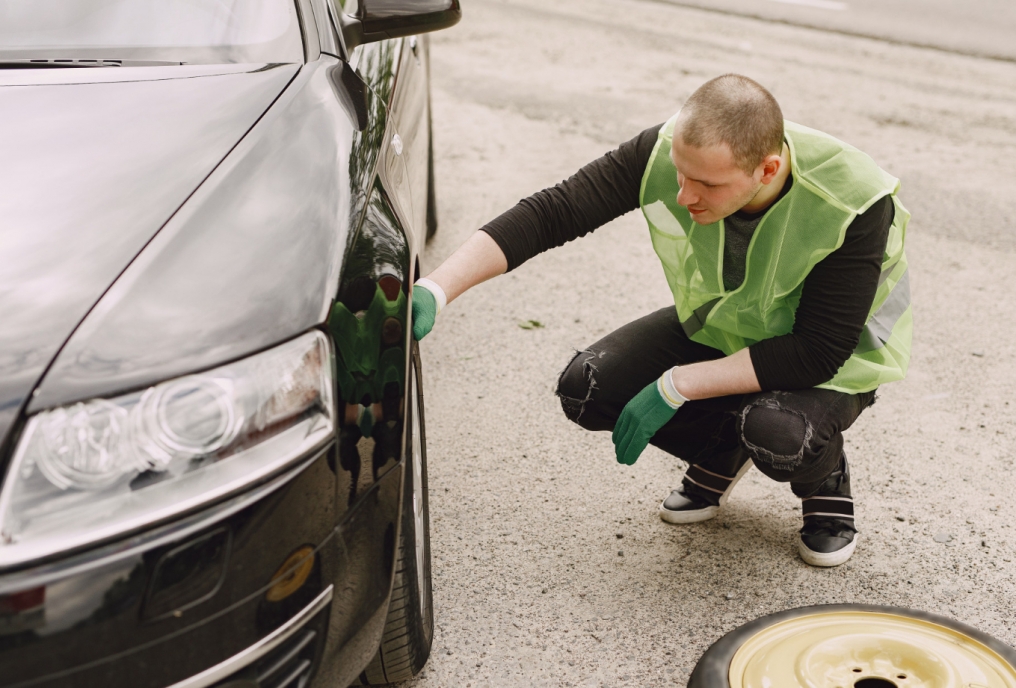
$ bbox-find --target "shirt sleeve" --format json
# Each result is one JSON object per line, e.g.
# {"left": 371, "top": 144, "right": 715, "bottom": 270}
{"left": 748, "top": 194, "right": 895, "bottom": 391}
{"left": 480, "top": 124, "right": 663, "bottom": 272}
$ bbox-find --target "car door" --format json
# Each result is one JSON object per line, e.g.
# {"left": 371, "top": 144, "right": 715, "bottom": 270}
{"left": 387, "top": 34, "right": 430, "bottom": 242}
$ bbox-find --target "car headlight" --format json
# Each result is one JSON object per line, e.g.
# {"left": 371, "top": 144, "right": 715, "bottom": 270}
{"left": 0, "top": 331, "right": 334, "bottom": 569}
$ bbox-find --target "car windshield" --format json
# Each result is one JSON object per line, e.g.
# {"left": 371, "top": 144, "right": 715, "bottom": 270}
{"left": 0, "top": 0, "right": 303, "bottom": 65}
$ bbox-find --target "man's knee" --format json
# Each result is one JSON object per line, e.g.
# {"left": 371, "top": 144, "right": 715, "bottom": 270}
{"left": 738, "top": 396, "right": 820, "bottom": 482}
{"left": 556, "top": 350, "right": 599, "bottom": 427}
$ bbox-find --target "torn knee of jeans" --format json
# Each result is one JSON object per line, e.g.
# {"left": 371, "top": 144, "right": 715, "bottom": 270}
{"left": 556, "top": 349, "right": 602, "bottom": 423}
{"left": 738, "top": 397, "right": 813, "bottom": 473}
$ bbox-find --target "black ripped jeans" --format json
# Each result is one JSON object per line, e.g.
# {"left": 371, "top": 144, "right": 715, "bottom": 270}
{"left": 557, "top": 307, "right": 875, "bottom": 498}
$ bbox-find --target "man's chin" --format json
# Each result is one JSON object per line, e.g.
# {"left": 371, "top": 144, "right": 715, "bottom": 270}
{"left": 689, "top": 211, "right": 716, "bottom": 225}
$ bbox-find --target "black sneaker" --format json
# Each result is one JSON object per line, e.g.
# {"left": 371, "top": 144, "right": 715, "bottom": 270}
{"left": 798, "top": 457, "right": 857, "bottom": 567}
{"left": 659, "top": 460, "right": 752, "bottom": 524}
{"left": 798, "top": 514, "right": 858, "bottom": 567}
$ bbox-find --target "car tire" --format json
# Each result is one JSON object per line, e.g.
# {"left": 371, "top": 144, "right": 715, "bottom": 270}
{"left": 359, "top": 343, "right": 434, "bottom": 685}
{"left": 690, "top": 603, "right": 1016, "bottom": 687}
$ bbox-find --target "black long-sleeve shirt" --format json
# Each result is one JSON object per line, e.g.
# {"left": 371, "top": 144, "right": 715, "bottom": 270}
{"left": 480, "top": 125, "right": 894, "bottom": 391}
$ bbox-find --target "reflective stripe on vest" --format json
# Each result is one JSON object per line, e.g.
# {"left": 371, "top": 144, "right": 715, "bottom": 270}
{"left": 856, "top": 269, "right": 910, "bottom": 354}
{"left": 640, "top": 116, "right": 912, "bottom": 394}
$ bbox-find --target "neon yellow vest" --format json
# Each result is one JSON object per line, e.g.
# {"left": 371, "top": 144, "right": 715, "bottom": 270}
{"left": 640, "top": 117, "right": 911, "bottom": 393}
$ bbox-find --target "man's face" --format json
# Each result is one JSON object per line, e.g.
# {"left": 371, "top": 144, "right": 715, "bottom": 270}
{"left": 670, "top": 131, "right": 763, "bottom": 226}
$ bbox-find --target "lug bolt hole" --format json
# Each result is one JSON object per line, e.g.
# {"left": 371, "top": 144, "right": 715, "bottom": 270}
{"left": 854, "top": 679, "right": 899, "bottom": 688}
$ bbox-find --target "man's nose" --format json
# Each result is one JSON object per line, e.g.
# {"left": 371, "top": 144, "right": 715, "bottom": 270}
{"left": 676, "top": 185, "right": 696, "bottom": 207}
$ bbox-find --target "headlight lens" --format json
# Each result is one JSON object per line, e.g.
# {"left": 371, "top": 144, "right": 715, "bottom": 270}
{"left": 0, "top": 331, "right": 334, "bottom": 568}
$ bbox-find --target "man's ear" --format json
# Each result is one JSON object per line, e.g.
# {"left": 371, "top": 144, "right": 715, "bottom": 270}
{"left": 758, "top": 153, "right": 783, "bottom": 185}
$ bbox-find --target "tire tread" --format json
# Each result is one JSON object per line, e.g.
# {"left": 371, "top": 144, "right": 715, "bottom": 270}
{"left": 360, "top": 346, "right": 433, "bottom": 685}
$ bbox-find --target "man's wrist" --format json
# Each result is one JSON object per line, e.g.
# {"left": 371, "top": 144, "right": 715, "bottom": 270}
{"left": 415, "top": 278, "right": 448, "bottom": 315}
{"left": 657, "top": 366, "right": 688, "bottom": 409}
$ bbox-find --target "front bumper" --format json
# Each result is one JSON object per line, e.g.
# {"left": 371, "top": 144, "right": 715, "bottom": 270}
{"left": 0, "top": 447, "right": 341, "bottom": 688}
{"left": 173, "top": 585, "right": 334, "bottom": 688}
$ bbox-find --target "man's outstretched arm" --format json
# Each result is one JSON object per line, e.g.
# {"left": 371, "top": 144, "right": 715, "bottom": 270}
{"left": 425, "top": 230, "right": 508, "bottom": 305}
{"left": 410, "top": 231, "right": 507, "bottom": 340}
{"left": 413, "top": 124, "right": 662, "bottom": 339}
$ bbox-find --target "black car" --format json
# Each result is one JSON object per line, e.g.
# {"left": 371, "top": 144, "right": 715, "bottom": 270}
{"left": 0, "top": 1, "right": 459, "bottom": 686}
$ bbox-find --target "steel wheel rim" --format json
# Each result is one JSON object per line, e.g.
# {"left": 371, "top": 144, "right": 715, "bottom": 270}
{"left": 728, "top": 610, "right": 1016, "bottom": 688}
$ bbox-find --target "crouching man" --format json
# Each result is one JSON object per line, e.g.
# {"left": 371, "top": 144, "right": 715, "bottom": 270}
{"left": 413, "top": 74, "right": 911, "bottom": 567}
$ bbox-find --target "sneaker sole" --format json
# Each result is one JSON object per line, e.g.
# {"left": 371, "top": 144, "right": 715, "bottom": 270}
{"left": 658, "top": 460, "right": 753, "bottom": 524}
{"left": 798, "top": 535, "right": 858, "bottom": 567}
{"left": 659, "top": 503, "right": 720, "bottom": 524}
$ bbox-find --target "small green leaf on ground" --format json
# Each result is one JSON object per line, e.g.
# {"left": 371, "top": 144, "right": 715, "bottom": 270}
{"left": 519, "top": 319, "right": 544, "bottom": 330}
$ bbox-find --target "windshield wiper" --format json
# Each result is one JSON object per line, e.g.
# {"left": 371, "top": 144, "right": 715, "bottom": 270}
{"left": 0, "top": 59, "right": 185, "bottom": 69}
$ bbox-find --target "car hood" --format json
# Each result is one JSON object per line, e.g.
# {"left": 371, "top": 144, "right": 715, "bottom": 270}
{"left": 28, "top": 57, "right": 359, "bottom": 419}
{"left": 0, "top": 63, "right": 299, "bottom": 451}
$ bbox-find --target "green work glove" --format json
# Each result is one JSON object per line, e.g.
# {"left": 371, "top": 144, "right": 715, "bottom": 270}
{"left": 612, "top": 368, "right": 687, "bottom": 465}
{"left": 412, "top": 278, "right": 447, "bottom": 341}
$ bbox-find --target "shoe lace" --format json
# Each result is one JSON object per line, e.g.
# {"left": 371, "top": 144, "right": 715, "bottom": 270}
{"left": 820, "top": 468, "right": 847, "bottom": 493}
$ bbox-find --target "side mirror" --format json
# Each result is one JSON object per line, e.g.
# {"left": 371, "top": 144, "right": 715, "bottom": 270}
{"left": 339, "top": 0, "right": 462, "bottom": 51}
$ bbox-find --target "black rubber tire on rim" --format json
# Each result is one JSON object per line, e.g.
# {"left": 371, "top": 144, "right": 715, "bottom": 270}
{"left": 689, "top": 603, "right": 1016, "bottom": 687}
{"left": 360, "top": 344, "right": 434, "bottom": 684}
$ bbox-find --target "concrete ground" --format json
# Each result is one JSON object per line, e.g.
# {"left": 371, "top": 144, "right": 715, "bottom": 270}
{"left": 408, "top": 0, "right": 1016, "bottom": 684}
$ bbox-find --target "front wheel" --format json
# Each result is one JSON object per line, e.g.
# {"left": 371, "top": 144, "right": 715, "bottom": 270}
{"left": 360, "top": 344, "right": 434, "bottom": 684}
{"left": 691, "top": 604, "right": 1016, "bottom": 688}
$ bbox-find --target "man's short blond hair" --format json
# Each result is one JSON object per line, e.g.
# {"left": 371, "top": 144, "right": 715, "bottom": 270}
{"left": 677, "top": 74, "right": 784, "bottom": 175}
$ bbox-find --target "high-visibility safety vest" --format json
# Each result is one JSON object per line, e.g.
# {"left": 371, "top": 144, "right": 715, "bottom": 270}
{"left": 640, "top": 116, "right": 911, "bottom": 393}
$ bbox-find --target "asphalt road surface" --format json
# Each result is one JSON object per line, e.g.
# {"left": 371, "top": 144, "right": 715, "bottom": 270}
{"left": 653, "top": 0, "right": 1016, "bottom": 62}
{"left": 408, "top": 0, "right": 1016, "bottom": 684}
